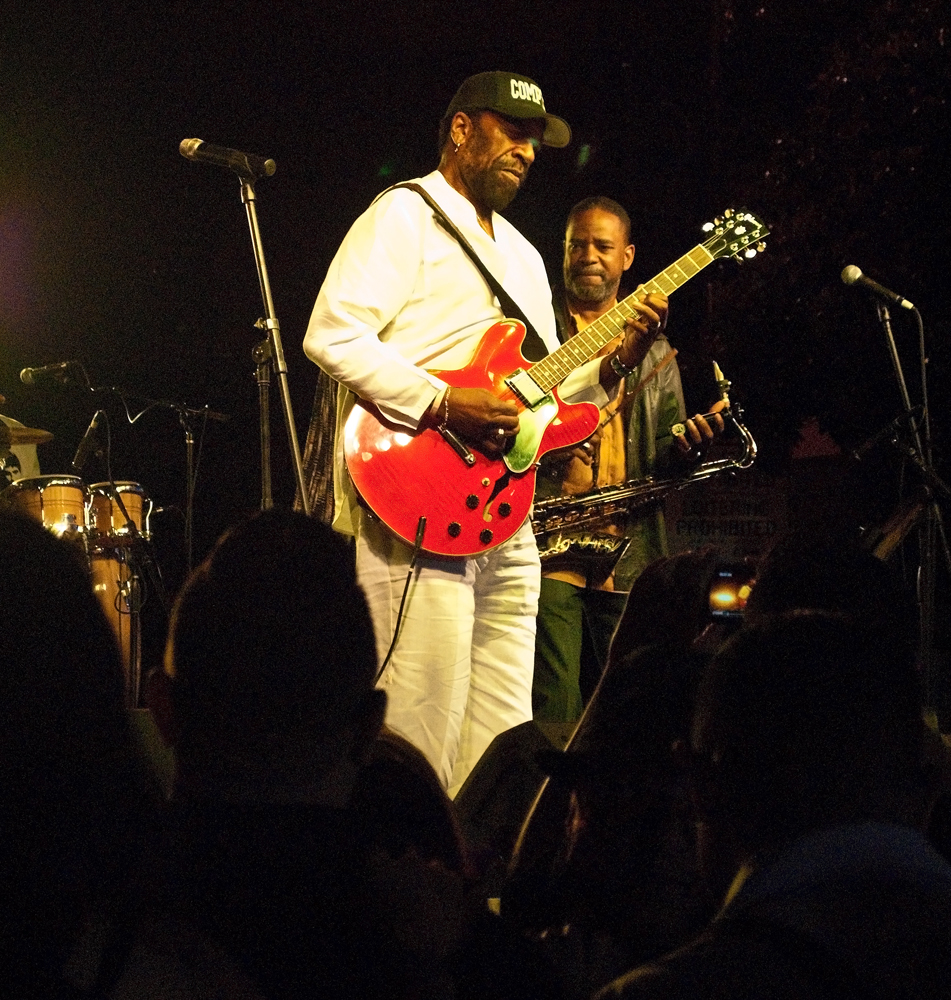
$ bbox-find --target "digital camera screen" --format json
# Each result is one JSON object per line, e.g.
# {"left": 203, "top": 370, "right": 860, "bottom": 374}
{"left": 708, "top": 564, "right": 755, "bottom": 620}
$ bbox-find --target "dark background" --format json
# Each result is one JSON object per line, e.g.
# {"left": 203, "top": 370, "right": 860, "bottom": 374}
{"left": 2, "top": 1, "right": 949, "bottom": 695}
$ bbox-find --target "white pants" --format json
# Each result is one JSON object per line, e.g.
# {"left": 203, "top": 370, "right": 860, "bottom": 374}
{"left": 355, "top": 510, "right": 539, "bottom": 796}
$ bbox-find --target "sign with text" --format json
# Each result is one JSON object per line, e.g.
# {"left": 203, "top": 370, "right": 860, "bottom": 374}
{"left": 665, "top": 471, "right": 787, "bottom": 561}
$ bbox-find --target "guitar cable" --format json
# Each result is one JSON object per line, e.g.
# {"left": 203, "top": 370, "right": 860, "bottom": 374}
{"left": 375, "top": 515, "right": 427, "bottom": 683}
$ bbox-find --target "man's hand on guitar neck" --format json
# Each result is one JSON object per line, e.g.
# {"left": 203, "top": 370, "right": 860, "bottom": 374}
{"left": 599, "top": 292, "right": 669, "bottom": 389}
{"left": 425, "top": 385, "right": 519, "bottom": 457}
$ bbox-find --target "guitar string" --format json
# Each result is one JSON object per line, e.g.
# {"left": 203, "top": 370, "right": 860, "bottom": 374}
{"left": 529, "top": 244, "right": 714, "bottom": 394}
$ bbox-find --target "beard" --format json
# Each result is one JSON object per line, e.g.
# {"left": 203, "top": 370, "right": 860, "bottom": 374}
{"left": 459, "top": 122, "right": 528, "bottom": 213}
{"left": 463, "top": 157, "right": 526, "bottom": 213}
{"left": 564, "top": 268, "right": 621, "bottom": 305}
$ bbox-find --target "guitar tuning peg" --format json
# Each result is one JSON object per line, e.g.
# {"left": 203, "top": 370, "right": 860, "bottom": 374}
{"left": 724, "top": 208, "right": 734, "bottom": 218}
{"left": 756, "top": 241, "right": 767, "bottom": 253}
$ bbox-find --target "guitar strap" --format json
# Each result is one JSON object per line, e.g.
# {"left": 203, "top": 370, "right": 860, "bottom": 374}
{"left": 390, "top": 182, "right": 550, "bottom": 362}
{"left": 297, "top": 181, "right": 551, "bottom": 524}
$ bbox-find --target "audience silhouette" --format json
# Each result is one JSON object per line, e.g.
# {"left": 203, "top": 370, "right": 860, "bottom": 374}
{"left": 503, "top": 549, "right": 725, "bottom": 997}
{"left": 6, "top": 504, "right": 949, "bottom": 1000}
{"left": 125, "top": 509, "right": 425, "bottom": 997}
{"left": 597, "top": 610, "right": 951, "bottom": 999}
{"left": 0, "top": 511, "right": 155, "bottom": 998}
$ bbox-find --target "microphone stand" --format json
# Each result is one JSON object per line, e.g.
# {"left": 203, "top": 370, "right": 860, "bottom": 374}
{"left": 875, "top": 302, "right": 950, "bottom": 713}
{"left": 170, "top": 404, "right": 202, "bottom": 575}
{"left": 252, "top": 336, "right": 272, "bottom": 510}
{"left": 146, "top": 398, "right": 228, "bottom": 575}
{"left": 237, "top": 176, "right": 310, "bottom": 515}
{"left": 86, "top": 382, "right": 228, "bottom": 576}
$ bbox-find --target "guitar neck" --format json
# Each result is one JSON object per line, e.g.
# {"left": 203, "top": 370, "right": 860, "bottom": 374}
{"left": 530, "top": 242, "right": 716, "bottom": 393}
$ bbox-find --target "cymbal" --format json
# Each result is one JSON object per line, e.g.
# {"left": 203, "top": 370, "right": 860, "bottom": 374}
{"left": 8, "top": 426, "right": 54, "bottom": 446}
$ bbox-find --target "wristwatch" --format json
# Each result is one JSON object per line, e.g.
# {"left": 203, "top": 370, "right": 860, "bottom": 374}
{"left": 609, "top": 352, "right": 636, "bottom": 379}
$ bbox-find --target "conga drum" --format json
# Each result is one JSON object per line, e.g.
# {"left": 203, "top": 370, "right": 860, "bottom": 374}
{"left": 87, "top": 482, "right": 153, "bottom": 707}
{"left": 0, "top": 475, "right": 88, "bottom": 546}
{"left": 89, "top": 552, "right": 141, "bottom": 703}
{"left": 88, "top": 481, "right": 152, "bottom": 544}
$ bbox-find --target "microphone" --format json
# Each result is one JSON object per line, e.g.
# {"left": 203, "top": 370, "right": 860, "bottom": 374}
{"left": 841, "top": 265, "right": 914, "bottom": 311}
{"left": 20, "top": 361, "right": 79, "bottom": 386}
{"left": 71, "top": 411, "right": 104, "bottom": 473}
{"left": 179, "top": 138, "right": 276, "bottom": 180}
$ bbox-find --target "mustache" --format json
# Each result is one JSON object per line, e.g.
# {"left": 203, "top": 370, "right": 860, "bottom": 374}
{"left": 569, "top": 266, "right": 607, "bottom": 279}
{"left": 495, "top": 156, "right": 528, "bottom": 179}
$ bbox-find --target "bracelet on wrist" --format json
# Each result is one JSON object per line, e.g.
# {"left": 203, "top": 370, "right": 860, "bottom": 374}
{"left": 609, "top": 353, "right": 636, "bottom": 379}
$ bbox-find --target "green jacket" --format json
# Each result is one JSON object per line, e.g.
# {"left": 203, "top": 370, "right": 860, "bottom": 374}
{"left": 539, "top": 293, "right": 687, "bottom": 592}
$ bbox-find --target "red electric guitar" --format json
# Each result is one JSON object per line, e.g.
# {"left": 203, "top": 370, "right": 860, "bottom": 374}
{"left": 345, "top": 209, "right": 768, "bottom": 557}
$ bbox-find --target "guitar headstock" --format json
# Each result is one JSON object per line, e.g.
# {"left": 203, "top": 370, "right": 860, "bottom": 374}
{"left": 701, "top": 209, "right": 769, "bottom": 261}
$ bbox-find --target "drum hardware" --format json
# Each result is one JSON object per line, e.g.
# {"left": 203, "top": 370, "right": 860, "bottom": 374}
{"left": 88, "top": 481, "right": 154, "bottom": 708}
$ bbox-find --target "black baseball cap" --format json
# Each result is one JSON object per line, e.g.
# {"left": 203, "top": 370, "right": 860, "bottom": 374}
{"left": 445, "top": 71, "right": 571, "bottom": 148}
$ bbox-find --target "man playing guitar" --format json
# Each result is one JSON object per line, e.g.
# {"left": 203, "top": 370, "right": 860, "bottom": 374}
{"left": 304, "top": 71, "right": 666, "bottom": 795}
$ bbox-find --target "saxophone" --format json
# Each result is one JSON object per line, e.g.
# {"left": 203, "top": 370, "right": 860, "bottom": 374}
{"left": 532, "top": 375, "right": 757, "bottom": 566}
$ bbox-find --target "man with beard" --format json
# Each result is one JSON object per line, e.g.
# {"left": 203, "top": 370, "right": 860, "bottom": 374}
{"left": 533, "top": 197, "right": 720, "bottom": 723}
{"left": 304, "top": 74, "right": 667, "bottom": 795}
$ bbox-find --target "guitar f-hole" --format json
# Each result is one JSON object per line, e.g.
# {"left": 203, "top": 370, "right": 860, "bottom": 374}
{"left": 482, "top": 469, "right": 512, "bottom": 522}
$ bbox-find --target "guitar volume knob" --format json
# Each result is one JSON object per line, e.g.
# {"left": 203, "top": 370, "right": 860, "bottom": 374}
{"left": 479, "top": 529, "right": 493, "bottom": 545}
{"left": 498, "top": 503, "right": 511, "bottom": 517}
{"left": 465, "top": 494, "right": 479, "bottom": 510}
{"left": 447, "top": 522, "right": 462, "bottom": 538}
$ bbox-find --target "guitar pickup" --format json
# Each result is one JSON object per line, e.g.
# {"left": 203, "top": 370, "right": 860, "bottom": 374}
{"left": 504, "top": 369, "right": 547, "bottom": 408}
